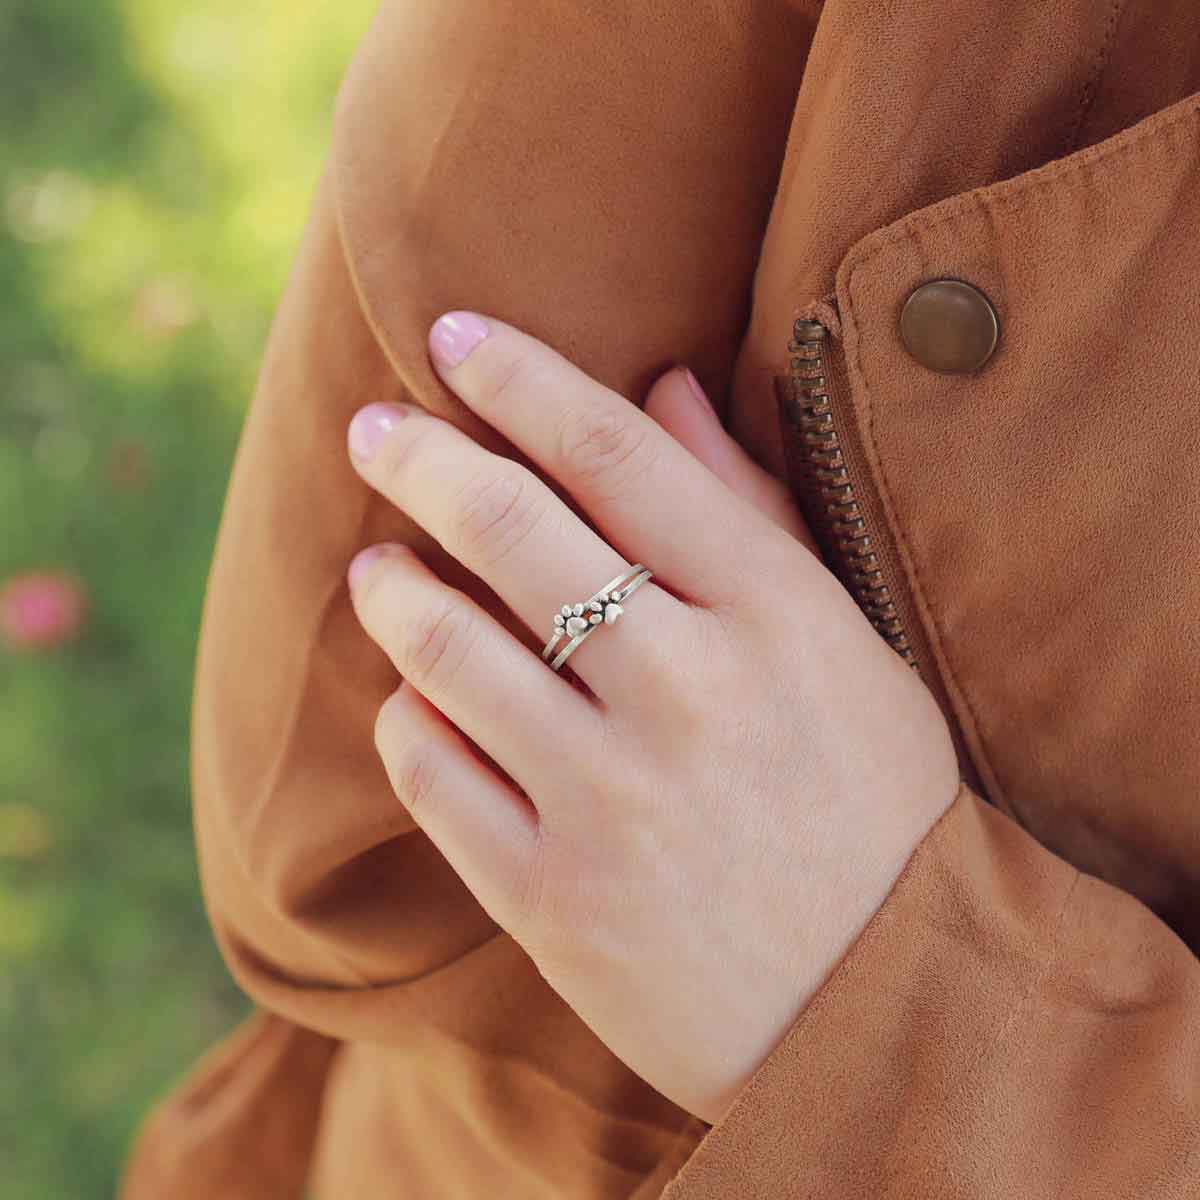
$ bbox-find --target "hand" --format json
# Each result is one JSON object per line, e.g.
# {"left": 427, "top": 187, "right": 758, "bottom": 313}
{"left": 638, "top": 362, "right": 819, "bottom": 556}
{"left": 344, "top": 311, "right": 959, "bottom": 1125}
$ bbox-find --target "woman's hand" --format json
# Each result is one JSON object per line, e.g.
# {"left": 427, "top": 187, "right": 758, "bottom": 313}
{"left": 638, "top": 361, "right": 819, "bottom": 556}
{"left": 344, "top": 311, "right": 959, "bottom": 1125}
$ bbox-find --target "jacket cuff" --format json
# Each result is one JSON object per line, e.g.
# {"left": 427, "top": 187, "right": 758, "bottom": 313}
{"left": 661, "top": 781, "right": 1081, "bottom": 1197}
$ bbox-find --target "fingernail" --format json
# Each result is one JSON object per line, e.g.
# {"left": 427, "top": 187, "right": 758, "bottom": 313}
{"left": 680, "top": 366, "right": 715, "bottom": 414}
{"left": 429, "top": 311, "right": 490, "bottom": 369}
{"left": 348, "top": 545, "right": 389, "bottom": 591}
{"left": 349, "top": 403, "right": 407, "bottom": 463}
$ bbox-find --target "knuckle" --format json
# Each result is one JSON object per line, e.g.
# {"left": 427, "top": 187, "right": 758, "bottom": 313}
{"left": 511, "top": 826, "right": 577, "bottom": 960}
{"left": 375, "top": 420, "right": 436, "bottom": 496}
{"left": 485, "top": 353, "right": 547, "bottom": 412}
{"left": 373, "top": 690, "right": 406, "bottom": 748}
{"left": 351, "top": 555, "right": 393, "bottom": 619}
{"left": 512, "top": 825, "right": 550, "bottom": 936}
{"left": 388, "top": 737, "right": 442, "bottom": 819}
{"left": 372, "top": 694, "right": 441, "bottom": 819}
{"left": 557, "top": 406, "right": 655, "bottom": 495}
{"left": 402, "top": 597, "right": 476, "bottom": 691}
{"left": 450, "top": 468, "right": 542, "bottom": 567}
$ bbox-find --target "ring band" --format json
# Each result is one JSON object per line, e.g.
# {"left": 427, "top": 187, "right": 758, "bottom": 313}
{"left": 542, "top": 564, "right": 653, "bottom": 672}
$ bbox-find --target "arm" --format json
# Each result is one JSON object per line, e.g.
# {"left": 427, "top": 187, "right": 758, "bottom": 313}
{"left": 193, "top": 0, "right": 819, "bottom": 1040}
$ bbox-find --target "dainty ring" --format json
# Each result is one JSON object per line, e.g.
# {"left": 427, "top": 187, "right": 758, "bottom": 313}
{"left": 541, "top": 563, "right": 654, "bottom": 672}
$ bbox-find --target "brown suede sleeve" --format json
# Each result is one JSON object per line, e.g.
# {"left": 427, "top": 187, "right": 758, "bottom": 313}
{"left": 662, "top": 781, "right": 1200, "bottom": 1198}
{"left": 189, "top": 0, "right": 818, "bottom": 1042}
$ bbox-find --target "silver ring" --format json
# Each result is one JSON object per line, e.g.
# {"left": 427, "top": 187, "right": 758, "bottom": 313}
{"left": 541, "top": 564, "right": 653, "bottom": 672}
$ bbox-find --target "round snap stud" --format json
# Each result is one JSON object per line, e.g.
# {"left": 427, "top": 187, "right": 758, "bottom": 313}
{"left": 899, "top": 279, "right": 999, "bottom": 374}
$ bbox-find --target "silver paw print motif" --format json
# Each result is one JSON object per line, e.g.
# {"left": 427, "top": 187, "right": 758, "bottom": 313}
{"left": 552, "top": 588, "right": 626, "bottom": 640}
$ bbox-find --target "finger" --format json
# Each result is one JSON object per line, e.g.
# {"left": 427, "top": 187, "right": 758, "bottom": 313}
{"left": 348, "top": 542, "right": 596, "bottom": 789}
{"left": 425, "top": 310, "right": 777, "bottom": 606}
{"left": 374, "top": 681, "right": 538, "bottom": 934}
{"left": 347, "top": 403, "right": 681, "bottom": 696}
{"left": 643, "top": 366, "right": 819, "bottom": 555}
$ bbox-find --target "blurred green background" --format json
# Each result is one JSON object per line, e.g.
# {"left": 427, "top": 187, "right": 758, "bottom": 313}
{"left": 0, "top": 2, "right": 372, "bottom": 1194}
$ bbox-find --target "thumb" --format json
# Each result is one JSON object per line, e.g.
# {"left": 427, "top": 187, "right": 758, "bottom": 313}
{"left": 645, "top": 366, "right": 818, "bottom": 554}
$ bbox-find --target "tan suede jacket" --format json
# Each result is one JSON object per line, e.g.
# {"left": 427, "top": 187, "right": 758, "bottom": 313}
{"left": 122, "top": 2, "right": 1200, "bottom": 1196}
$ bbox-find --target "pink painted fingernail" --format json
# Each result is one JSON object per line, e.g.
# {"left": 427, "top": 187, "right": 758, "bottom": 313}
{"left": 681, "top": 366, "right": 715, "bottom": 414}
{"left": 429, "top": 311, "right": 490, "bottom": 369}
{"left": 349, "top": 403, "right": 407, "bottom": 463}
{"left": 348, "top": 545, "right": 389, "bottom": 591}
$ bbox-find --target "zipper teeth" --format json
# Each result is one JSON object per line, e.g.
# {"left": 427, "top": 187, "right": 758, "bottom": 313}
{"left": 788, "top": 318, "right": 918, "bottom": 668}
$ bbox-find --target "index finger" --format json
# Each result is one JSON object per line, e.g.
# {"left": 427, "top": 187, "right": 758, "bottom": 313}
{"left": 427, "top": 311, "right": 778, "bottom": 607}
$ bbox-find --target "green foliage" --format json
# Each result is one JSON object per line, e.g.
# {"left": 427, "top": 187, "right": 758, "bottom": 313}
{"left": 0, "top": 2, "right": 372, "bottom": 1194}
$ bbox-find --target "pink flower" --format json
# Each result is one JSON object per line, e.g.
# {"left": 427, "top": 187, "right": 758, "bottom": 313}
{"left": 0, "top": 571, "right": 88, "bottom": 651}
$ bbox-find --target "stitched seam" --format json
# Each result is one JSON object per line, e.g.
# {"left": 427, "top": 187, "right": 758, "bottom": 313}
{"left": 1061, "top": 0, "right": 1129, "bottom": 159}
{"left": 840, "top": 94, "right": 1197, "bottom": 821}
{"left": 843, "top": 89, "right": 1199, "bottom": 275}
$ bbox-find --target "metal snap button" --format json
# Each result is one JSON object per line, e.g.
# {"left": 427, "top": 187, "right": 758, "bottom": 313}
{"left": 899, "top": 279, "right": 999, "bottom": 374}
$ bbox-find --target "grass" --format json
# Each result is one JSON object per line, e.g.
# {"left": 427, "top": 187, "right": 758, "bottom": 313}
{"left": 0, "top": 2, "right": 372, "bottom": 1194}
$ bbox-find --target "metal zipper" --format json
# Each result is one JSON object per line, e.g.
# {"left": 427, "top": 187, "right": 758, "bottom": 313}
{"left": 782, "top": 317, "right": 917, "bottom": 668}
{"left": 777, "top": 313, "right": 984, "bottom": 792}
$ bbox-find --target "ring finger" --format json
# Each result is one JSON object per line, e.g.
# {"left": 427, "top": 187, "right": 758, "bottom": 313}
{"left": 349, "top": 541, "right": 595, "bottom": 793}
{"left": 373, "top": 680, "right": 540, "bottom": 934}
{"left": 347, "top": 400, "right": 681, "bottom": 692}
